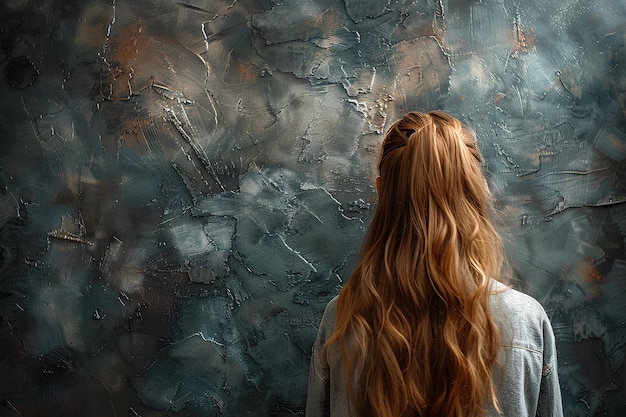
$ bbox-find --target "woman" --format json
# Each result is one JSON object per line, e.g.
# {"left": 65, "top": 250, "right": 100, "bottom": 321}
{"left": 305, "top": 111, "right": 563, "bottom": 417}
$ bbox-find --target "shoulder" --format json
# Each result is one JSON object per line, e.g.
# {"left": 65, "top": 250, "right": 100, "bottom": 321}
{"left": 323, "top": 295, "right": 339, "bottom": 318}
{"left": 315, "top": 296, "right": 339, "bottom": 344}
{"left": 489, "top": 280, "right": 552, "bottom": 351}
{"left": 490, "top": 280, "right": 548, "bottom": 320}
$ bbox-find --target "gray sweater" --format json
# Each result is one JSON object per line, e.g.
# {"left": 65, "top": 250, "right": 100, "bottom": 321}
{"left": 305, "top": 280, "right": 564, "bottom": 417}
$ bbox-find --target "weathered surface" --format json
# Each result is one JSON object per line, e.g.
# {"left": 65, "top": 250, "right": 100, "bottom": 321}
{"left": 0, "top": 0, "right": 624, "bottom": 415}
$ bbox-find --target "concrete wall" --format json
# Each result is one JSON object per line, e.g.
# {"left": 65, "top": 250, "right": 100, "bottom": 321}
{"left": 0, "top": 0, "right": 624, "bottom": 415}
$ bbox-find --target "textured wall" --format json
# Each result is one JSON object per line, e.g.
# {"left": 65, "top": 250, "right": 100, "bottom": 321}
{"left": 0, "top": 0, "right": 624, "bottom": 415}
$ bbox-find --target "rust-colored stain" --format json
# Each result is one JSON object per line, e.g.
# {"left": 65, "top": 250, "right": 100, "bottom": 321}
{"left": 101, "top": 21, "right": 147, "bottom": 100}
{"left": 108, "top": 22, "right": 146, "bottom": 65}
{"left": 491, "top": 92, "right": 507, "bottom": 105}
{"left": 579, "top": 258, "right": 605, "bottom": 300}
{"left": 237, "top": 61, "right": 258, "bottom": 83}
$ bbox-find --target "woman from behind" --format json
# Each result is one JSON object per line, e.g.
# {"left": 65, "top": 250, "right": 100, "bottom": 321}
{"left": 305, "top": 111, "right": 563, "bottom": 417}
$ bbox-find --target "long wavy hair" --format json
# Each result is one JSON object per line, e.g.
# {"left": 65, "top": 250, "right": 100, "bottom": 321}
{"left": 325, "top": 111, "right": 505, "bottom": 417}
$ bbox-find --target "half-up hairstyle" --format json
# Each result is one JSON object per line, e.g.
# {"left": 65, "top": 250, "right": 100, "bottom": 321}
{"left": 325, "top": 111, "right": 505, "bottom": 417}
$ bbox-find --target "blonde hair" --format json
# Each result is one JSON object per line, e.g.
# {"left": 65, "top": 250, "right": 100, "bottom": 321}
{"left": 326, "top": 111, "right": 505, "bottom": 417}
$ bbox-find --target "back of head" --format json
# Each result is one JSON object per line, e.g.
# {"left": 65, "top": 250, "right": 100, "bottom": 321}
{"left": 327, "top": 111, "right": 504, "bottom": 417}
{"left": 375, "top": 111, "right": 500, "bottom": 297}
